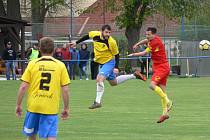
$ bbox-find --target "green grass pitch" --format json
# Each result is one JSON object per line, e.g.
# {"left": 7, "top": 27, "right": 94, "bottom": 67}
{"left": 0, "top": 77, "right": 210, "bottom": 140}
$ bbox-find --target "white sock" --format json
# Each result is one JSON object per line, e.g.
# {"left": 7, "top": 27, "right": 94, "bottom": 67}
{"left": 116, "top": 74, "right": 136, "bottom": 85}
{"left": 95, "top": 82, "right": 104, "bottom": 103}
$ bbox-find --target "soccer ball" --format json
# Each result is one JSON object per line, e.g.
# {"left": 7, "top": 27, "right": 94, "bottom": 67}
{"left": 199, "top": 40, "right": 210, "bottom": 51}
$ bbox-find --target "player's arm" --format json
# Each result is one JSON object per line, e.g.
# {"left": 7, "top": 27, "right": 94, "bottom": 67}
{"left": 69, "top": 34, "right": 90, "bottom": 48}
{"left": 16, "top": 61, "right": 31, "bottom": 118}
{"left": 71, "top": 31, "right": 96, "bottom": 48}
{"left": 128, "top": 47, "right": 150, "bottom": 57}
{"left": 133, "top": 39, "right": 148, "bottom": 51}
{"left": 114, "top": 54, "right": 119, "bottom": 69}
{"left": 16, "top": 81, "right": 29, "bottom": 118}
{"left": 109, "top": 39, "right": 120, "bottom": 74}
{"left": 71, "top": 31, "right": 100, "bottom": 48}
{"left": 60, "top": 63, "right": 71, "bottom": 120}
{"left": 76, "top": 35, "right": 90, "bottom": 45}
{"left": 61, "top": 85, "right": 70, "bottom": 120}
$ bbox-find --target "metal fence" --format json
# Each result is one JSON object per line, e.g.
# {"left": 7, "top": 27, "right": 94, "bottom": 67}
{"left": 20, "top": 18, "right": 210, "bottom": 77}
{"left": 179, "top": 41, "right": 210, "bottom": 76}
{"left": 1, "top": 55, "right": 210, "bottom": 81}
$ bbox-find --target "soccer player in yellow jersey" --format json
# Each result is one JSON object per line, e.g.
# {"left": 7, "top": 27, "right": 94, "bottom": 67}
{"left": 71, "top": 25, "right": 146, "bottom": 109}
{"left": 15, "top": 37, "right": 70, "bottom": 140}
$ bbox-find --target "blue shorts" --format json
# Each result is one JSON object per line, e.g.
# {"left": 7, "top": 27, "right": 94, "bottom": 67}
{"left": 23, "top": 112, "right": 58, "bottom": 138}
{"left": 99, "top": 59, "right": 116, "bottom": 81}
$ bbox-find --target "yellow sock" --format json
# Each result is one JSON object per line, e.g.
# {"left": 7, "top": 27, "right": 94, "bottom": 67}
{"left": 154, "top": 86, "right": 166, "bottom": 98}
{"left": 161, "top": 98, "right": 168, "bottom": 115}
{"left": 164, "top": 92, "right": 170, "bottom": 103}
{"left": 154, "top": 86, "right": 169, "bottom": 114}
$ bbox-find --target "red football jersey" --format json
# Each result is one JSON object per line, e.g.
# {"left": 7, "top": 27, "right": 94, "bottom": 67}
{"left": 147, "top": 35, "right": 168, "bottom": 64}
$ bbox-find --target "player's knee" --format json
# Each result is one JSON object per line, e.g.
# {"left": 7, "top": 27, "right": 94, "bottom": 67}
{"left": 108, "top": 79, "right": 117, "bottom": 86}
{"left": 149, "top": 84, "right": 155, "bottom": 90}
{"left": 28, "top": 135, "right": 36, "bottom": 140}
{"left": 149, "top": 85, "right": 153, "bottom": 90}
{"left": 110, "top": 82, "right": 117, "bottom": 86}
{"left": 97, "top": 82, "right": 104, "bottom": 92}
{"left": 96, "top": 75, "right": 105, "bottom": 83}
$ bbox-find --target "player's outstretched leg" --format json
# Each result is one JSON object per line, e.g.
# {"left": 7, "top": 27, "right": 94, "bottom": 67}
{"left": 89, "top": 70, "right": 146, "bottom": 109}
{"left": 134, "top": 70, "right": 147, "bottom": 81}
{"left": 114, "top": 70, "right": 146, "bottom": 85}
{"left": 109, "top": 70, "right": 146, "bottom": 87}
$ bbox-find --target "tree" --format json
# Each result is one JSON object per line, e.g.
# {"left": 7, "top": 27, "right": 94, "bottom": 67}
{"left": 108, "top": 0, "right": 204, "bottom": 52}
{"left": 0, "top": 0, "right": 21, "bottom": 53}
{"left": 180, "top": 0, "right": 210, "bottom": 41}
{"left": 31, "top": 0, "right": 82, "bottom": 40}
{"left": 31, "top": 0, "right": 65, "bottom": 40}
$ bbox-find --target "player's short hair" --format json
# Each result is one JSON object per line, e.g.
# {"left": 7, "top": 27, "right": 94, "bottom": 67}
{"left": 39, "top": 37, "right": 54, "bottom": 54}
{"left": 102, "top": 24, "right": 111, "bottom": 31}
{"left": 147, "top": 27, "right": 157, "bottom": 34}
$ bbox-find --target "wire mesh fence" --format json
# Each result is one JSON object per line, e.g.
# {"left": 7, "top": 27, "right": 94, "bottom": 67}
{"left": 1, "top": 55, "right": 210, "bottom": 81}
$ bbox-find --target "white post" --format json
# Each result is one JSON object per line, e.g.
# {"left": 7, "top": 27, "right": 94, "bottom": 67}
{"left": 146, "top": 57, "right": 149, "bottom": 78}
{"left": 186, "top": 58, "right": 190, "bottom": 76}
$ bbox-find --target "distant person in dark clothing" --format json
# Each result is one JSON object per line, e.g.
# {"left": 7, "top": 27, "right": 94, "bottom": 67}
{"left": 53, "top": 47, "right": 63, "bottom": 61}
{"left": 2, "top": 41, "right": 17, "bottom": 80}
{"left": 70, "top": 48, "right": 79, "bottom": 80}
{"left": 90, "top": 52, "right": 99, "bottom": 80}
{"left": 79, "top": 44, "right": 90, "bottom": 80}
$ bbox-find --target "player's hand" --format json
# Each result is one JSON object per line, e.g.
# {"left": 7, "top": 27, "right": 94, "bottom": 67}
{"left": 133, "top": 44, "right": 139, "bottom": 51}
{"left": 68, "top": 42, "right": 76, "bottom": 49}
{"left": 15, "top": 105, "right": 22, "bottom": 118}
{"left": 61, "top": 109, "right": 69, "bottom": 120}
{"left": 113, "top": 68, "right": 119, "bottom": 74}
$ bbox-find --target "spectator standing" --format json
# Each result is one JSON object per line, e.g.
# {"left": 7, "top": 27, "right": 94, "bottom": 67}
{"left": 61, "top": 44, "right": 71, "bottom": 74}
{"left": 2, "top": 41, "right": 17, "bottom": 80}
{"left": 53, "top": 47, "right": 63, "bottom": 61}
{"left": 79, "top": 43, "right": 90, "bottom": 80}
{"left": 70, "top": 48, "right": 79, "bottom": 80}
{"left": 26, "top": 43, "right": 40, "bottom": 61}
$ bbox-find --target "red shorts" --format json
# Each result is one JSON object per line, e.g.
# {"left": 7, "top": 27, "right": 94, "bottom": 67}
{"left": 151, "top": 63, "right": 170, "bottom": 86}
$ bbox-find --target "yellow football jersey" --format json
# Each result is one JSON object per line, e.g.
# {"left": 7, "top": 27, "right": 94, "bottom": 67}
{"left": 21, "top": 56, "right": 70, "bottom": 114}
{"left": 89, "top": 31, "right": 119, "bottom": 64}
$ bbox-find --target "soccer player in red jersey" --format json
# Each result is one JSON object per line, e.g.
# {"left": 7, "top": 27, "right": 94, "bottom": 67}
{"left": 128, "top": 27, "right": 173, "bottom": 123}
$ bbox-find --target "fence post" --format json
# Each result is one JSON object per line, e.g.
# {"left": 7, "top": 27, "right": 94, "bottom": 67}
{"left": 146, "top": 57, "right": 149, "bottom": 78}
{"left": 186, "top": 58, "right": 190, "bottom": 76}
